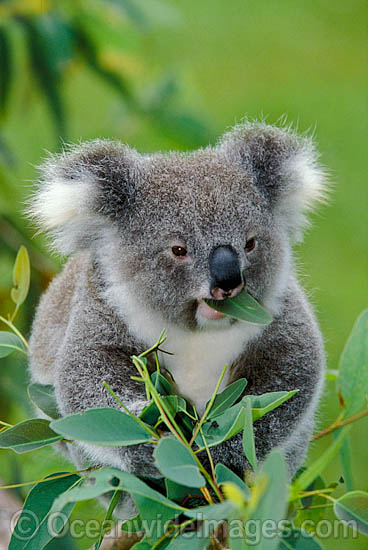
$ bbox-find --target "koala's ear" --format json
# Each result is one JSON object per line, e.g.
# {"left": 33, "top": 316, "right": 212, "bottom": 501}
{"left": 219, "top": 122, "right": 329, "bottom": 240}
{"left": 28, "top": 140, "right": 141, "bottom": 255}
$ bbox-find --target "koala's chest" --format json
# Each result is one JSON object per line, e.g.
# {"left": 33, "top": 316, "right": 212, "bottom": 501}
{"left": 159, "top": 326, "right": 250, "bottom": 414}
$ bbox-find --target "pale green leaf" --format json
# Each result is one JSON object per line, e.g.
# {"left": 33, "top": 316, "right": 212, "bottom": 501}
{"left": 11, "top": 245, "right": 30, "bottom": 307}
{"left": 50, "top": 408, "right": 152, "bottom": 446}
{"left": 0, "top": 419, "right": 63, "bottom": 453}
{"left": 154, "top": 438, "right": 205, "bottom": 488}
{"left": 204, "top": 291, "right": 273, "bottom": 325}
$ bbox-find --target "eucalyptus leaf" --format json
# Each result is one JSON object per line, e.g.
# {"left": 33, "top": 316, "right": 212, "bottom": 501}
{"left": 140, "top": 395, "right": 186, "bottom": 426}
{"left": 51, "top": 468, "right": 185, "bottom": 543}
{"left": 154, "top": 438, "right": 205, "bottom": 488}
{"left": 250, "top": 450, "right": 288, "bottom": 550}
{"left": 242, "top": 397, "right": 258, "bottom": 471}
{"left": 151, "top": 371, "right": 172, "bottom": 395}
{"left": 215, "top": 463, "right": 250, "bottom": 498}
{"left": 0, "top": 419, "right": 63, "bottom": 453}
{"left": 334, "top": 490, "right": 368, "bottom": 535}
{"left": 51, "top": 408, "right": 152, "bottom": 446}
{"left": 337, "top": 309, "right": 368, "bottom": 417}
{"left": 278, "top": 528, "right": 323, "bottom": 549}
{"left": 206, "top": 378, "right": 247, "bottom": 419}
{"left": 0, "top": 331, "right": 26, "bottom": 358}
{"left": 248, "top": 390, "right": 299, "bottom": 421}
{"left": 204, "top": 291, "right": 273, "bottom": 325}
{"left": 9, "top": 473, "right": 80, "bottom": 550}
{"left": 28, "top": 383, "right": 60, "bottom": 419}
{"left": 195, "top": 401, "right": 245, "bottom": 450}
{"left": 165, "top": 479, "right": 202, "bottom": 502}
{"left": 11, "top": 245, "right": 30, "bottom": 307}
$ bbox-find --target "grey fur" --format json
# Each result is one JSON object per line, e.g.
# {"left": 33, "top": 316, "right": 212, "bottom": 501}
{"left": 28, "top": 121, "right": 327, "bottom": 518}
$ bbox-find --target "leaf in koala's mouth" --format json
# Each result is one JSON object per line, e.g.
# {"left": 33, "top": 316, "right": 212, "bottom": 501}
{"left": 204, "top": 291, "right": 273, "bottom": 325}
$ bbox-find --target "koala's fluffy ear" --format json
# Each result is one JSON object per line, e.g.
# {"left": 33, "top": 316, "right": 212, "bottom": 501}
{"left": 28, "top": 140, "right": 141, "bottom": 255}
{"left": 219, "top": 122, "right": 328, "bottom": 240}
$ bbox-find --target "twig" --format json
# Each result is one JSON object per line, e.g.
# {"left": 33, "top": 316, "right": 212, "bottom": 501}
{"left": 312, "top": 407, "right": 368, "bottom": 440}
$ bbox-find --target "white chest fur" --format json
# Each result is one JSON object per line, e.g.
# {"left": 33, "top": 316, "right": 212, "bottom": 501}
{"left": 160, "top": 323, "right": 259, "bottom": 414}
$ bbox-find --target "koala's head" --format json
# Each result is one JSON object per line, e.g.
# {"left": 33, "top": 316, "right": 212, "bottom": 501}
{"left": 30, "top": 122, "right": 327, "bottom": 330}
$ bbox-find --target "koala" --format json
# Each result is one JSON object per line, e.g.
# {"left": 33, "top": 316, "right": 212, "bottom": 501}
{"left": 28, "top": 121, "right": 327, "bottom": 517}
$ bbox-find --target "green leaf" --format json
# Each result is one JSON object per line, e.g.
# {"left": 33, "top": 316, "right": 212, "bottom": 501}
{"left": 165, "top": 478, "right": 202, "bottom": 502}
{"left": 0, "top": 27, "right": 12, "bottom": 116}
{"left": 51, "top": 408, "right": 152, "bottom": 445}
{"left": 278, "top": 528, "right": 323, "bottom": 549}
{"left": 337, "top": 309, "right": 368, "bottom": 417}
{"left": 9, "top": 473, "right": 80, "bottom": 550}
{"left": 0, "top": 331, "right": 26, "bottom": 358}
{"left": 151, "top": 371, "right": 172, "bottom": 395}
{"left": 336, "top": 432, "right": 354, "bottom": 491}
{"left": 206, "top": 378, "right": 247, "bottom": 419}
{"left": 140, "top": 396, "right": 186, "bottom": 426}
{"left": 249, "top": 391, "right": 299, "bottom": 421}
{"left": 195, "top": 402, "right": 245, "bottom": 450}
{"left": 291, "top": 427, "right": 351, "bottom": 495}
{"left": 0, "top": 419, "right": 63, "bottom": 453}
{"left": 52, "top": 468, "right": 185, "bottom": 543}
{"left": 334, "top": 491, "right": 368, "bottom": 535}
{"left": 185, "top": 500, "right": 235, "bottom": 522}
{"left": 215, "top": 464, "right": 250, "bottom": 498}
{"left": 11, "top": 245, "right": 30, "bottom": 307}
{"left": 166, "top": 530, "right": 211, "bottom": 550}
{"left": 196, "top": 389, "right": 297, "bottom": 451}
{"left": 28, "top": 383, "right": 60, "bottom": 419}
{"left": 251, "top": 450, "right": 288, "bottom": 550}
{"left": 204, "top": 291, "right": 273, "bottom": 325}
{"left": 242, "top": 397, "right": 258, "bottom": 471}
{"left": 154, "top": 438, "right": 205, "bottom": 488}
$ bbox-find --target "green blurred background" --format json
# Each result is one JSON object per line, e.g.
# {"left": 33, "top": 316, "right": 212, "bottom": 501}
{"left": 0, "top": 0, "right": 367, "bottom": 548}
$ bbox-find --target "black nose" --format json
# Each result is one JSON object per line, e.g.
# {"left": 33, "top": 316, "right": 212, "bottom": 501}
{"left": 209, "top": 246, "right": 243, "bottom": 299}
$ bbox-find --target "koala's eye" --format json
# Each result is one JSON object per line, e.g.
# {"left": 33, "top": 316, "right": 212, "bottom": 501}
{"left": 171, "top": 245, "right": 188, "bottom": 258}
{"left": 245, "top": 237, "right": 256, "bottom": 253}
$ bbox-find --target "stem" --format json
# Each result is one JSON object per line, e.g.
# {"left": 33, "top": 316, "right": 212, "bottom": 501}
{"left": 0, "top": 420, "right": 12, "bottom": 428}
{"left": 0, "top": 466, "right": 98, "bottom": 490}
{"left": 0, "top": 315, "right": 29, "bottom": 350}
{"left": 139, "top": 329, "right": 167, "bottom": 358}
{"left": 103, "top": 381, "right": 159, "bottom": 440}
{"left": 297, "top": 503, "right": 334, "bottom": 511}
{"left": 189, "top": 364, "right": 228, "bottom": 446}
{"left": 10, "top": 303, "right": 20, "bottom": 323}
{"left": 312, "top": 407, "right": 368, "bottom": 440}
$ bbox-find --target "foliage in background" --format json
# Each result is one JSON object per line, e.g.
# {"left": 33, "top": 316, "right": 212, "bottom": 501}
{"left": 0, "top": 248, "right": 367, "bottom": 549}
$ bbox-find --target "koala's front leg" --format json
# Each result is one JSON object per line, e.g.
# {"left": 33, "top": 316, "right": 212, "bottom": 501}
{"left": 54, "top": 341, "right": 158, "bottom": 477}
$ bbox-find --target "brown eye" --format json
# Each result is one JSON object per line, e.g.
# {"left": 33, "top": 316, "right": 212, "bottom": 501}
{"left": 172, "top": 245, "right": 188, "bottom": 258}
{"left": 245, "top": 237, "right": 256, "bottom": 253}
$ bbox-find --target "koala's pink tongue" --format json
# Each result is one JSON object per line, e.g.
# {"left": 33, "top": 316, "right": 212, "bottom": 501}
{"left": 198, "top": 300, "right": 225, "bottom": 320}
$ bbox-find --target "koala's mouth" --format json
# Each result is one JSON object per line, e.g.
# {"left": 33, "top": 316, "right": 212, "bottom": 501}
{"left": 197, "top": 300, "right": 226, "bottom": 320}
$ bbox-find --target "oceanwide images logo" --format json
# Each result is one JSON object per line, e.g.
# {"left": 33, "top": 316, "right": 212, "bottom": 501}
{"left": 8, "top": 510, "right": 358, "bottom": 544}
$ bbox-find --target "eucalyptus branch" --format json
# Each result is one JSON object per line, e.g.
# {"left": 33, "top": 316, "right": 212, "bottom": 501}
{"left": 312, "top": 406, "right": 368, "bottom": 440}
{"left": 0, "top": 466, "right": 99, "bottom": 491}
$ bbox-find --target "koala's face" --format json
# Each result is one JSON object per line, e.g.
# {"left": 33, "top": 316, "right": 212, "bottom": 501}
{"left": 33, "top": 122, "right": 326, "bottom": 330}
{"left": 106, "top": 151, "right": 290, "bottom": 330}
